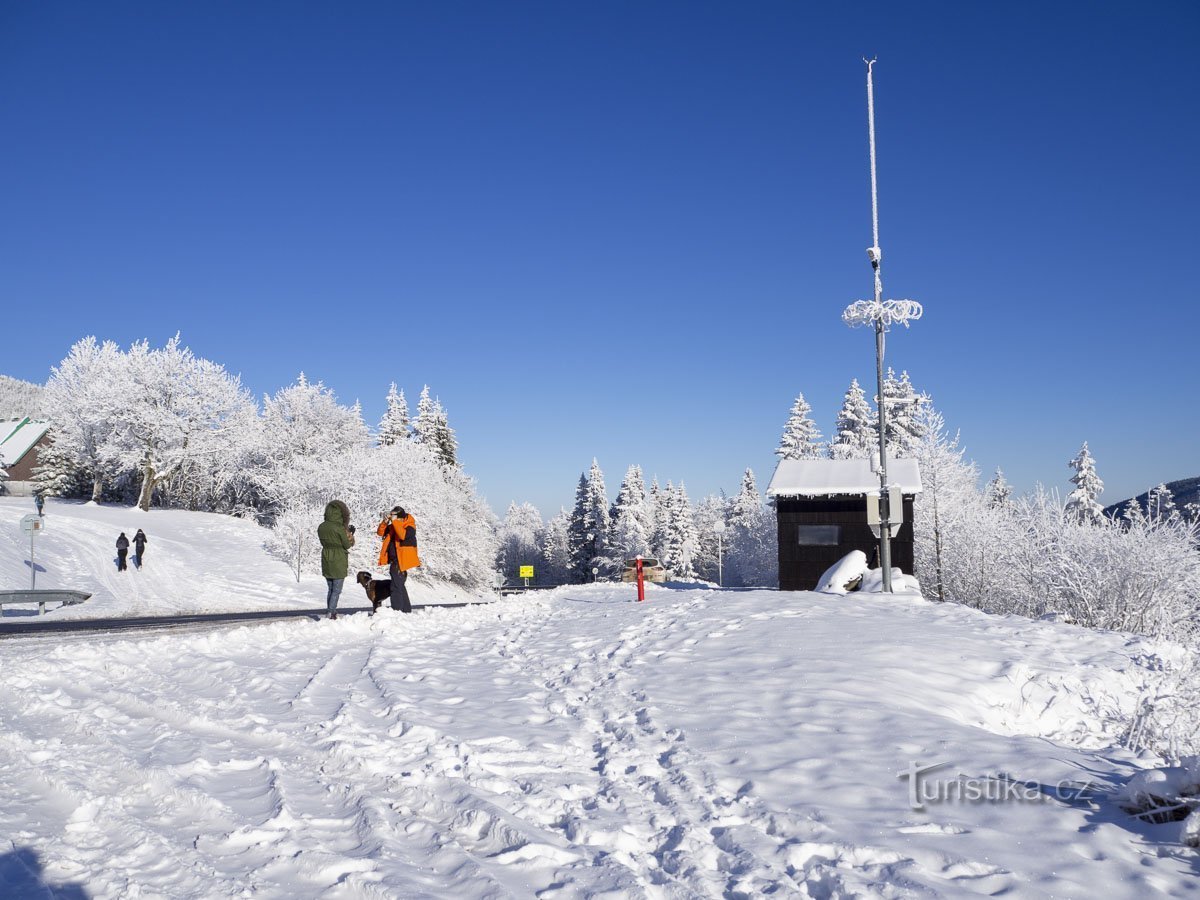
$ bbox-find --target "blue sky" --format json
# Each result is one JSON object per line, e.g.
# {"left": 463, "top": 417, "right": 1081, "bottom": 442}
{"left": 2, "top": 1, "right": 1197, "bottom": 517}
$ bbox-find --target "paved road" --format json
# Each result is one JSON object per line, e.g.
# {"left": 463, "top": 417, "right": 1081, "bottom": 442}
{"left": 0, "top": 601, "right": 491, "bottom": 639}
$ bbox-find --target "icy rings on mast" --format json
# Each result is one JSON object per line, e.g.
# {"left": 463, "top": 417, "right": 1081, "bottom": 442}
{"left": 842, "top": 299, "right": 924, "bottom": 330}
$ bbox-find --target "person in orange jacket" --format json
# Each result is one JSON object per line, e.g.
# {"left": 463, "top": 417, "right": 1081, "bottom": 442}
{"left": 377, "top": 505, "right": 420, "bottom": 612}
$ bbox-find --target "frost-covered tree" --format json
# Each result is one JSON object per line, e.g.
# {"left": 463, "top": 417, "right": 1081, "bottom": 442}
{"left": 428, "top": 401, "right": 459, "bottom": 468}
{"left": 1146, "top": 483, "right": 1179, "bottom": 523}
{"left": 877, "top": 369, "right": 925, "bottom": 457}
{"left": 261, "top": 373, "right": 369, "bottom": 463}
{"left": 985, "top": 467, "right": 1012, "bottom": 509}
{"left": 497, "top": 501, "right": 544, "bottom": 582}
{"left": 910, "top": 406, "right": 982, "bottom": 602}
{"left": 40, "top": 337, "right": 125, "bottom": 501}
{"left": 377, "top": 383, "right": 410, "bottom": 446}
{"left": 411, "top": 385, "right": 437, "bottom": 446}
{"left": 608, "top": 464, "right": 652, "bottom": 564}
{"left": 829, "top": 379, "right": 874, "bottom": 460}
{"left": 0, "top": 374, "right": 45, "bottom": 418}
{"left": 775, "top": 392, "right": 823, "bottom": 460}
{"left": 657, "top": 482, "right": 700, "bottom": 579}
{"left": 567, "top": 460, "right": 610, "bottom": 581}
{"left": 691, "top": 493, "right": 729, "bottom": 584}
{"left": 541, "top": 508, "right": 572, "bottom": 584}
{"left": 108, "top": 337, "right": 259, "bottom": 511}
{"left": 648, "top": 477, "right": 666, "bottom": 559}
{"left": 725, "top": 468, "right": 777, "bottom": 586}
{"left": 1065, "top": 442, "right": 1105, "bottom": 525}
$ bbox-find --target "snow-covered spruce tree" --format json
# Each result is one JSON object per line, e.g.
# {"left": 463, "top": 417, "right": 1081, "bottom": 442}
{"left": 411, "top": 385, "right": 436, "bottom": 446}
{"left": 377, "top": 383, "right": 410, "bottom": 446}
{"left": 829, "top": 378, "right": 875, "bottom": 460}
{"left": 566, "top": 473, "right": 591, "bottom": 583}
{"left": 428, "top": 401, "right": 459, "bottom": 468}
{"left": 541, "top": 508, "right": 572, "bottom": 584}
{"left": 985, "top": 467, "right": 1012, "bottom": 508}
{"left": 41, "top": 336, "right": 125, "bottom": 501}
{"left": 656, "top": 482, "right": 697, "bottom": 580}
{"left": 775, "top": 392, "right": 824, "bottom": 460}
{"left": 725, "top": 469, "right": 777, "bottom": 587}
{"left": 567, "top": 459, "right": 610, "bottom": 581}
{"left": 671, "top": 483, "right": 701, "bottom": 579}
{"left": 1065, "top": 441, "right": 1105, "bottom": 525}
{"left": 877, "top": 369, "right": 925, "bottom": 457}
{"left": 608, "top": 464, "right": 652, "bottom": 566}
{"left": 648, "top": 477, "right": 666, "bottom": 559}
{"left": 496, "top": 501, "right": 544, "bottom": 583}
{"left": 691, "top": 493, "right": 729, "bottom": 583}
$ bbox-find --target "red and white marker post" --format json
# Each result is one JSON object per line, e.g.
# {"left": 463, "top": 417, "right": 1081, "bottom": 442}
{"left": 635, "top": 555, "right": 645, "bottom": 603}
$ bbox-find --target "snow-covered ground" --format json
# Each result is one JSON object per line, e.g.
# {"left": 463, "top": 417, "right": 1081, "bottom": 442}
{"left": 1, "top": 571, "right": 1196, "bottom": 896}
{"left": 0, "top": 497, "right": 477, "bottom": 617}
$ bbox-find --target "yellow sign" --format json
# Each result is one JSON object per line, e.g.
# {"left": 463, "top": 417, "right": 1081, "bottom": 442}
{"left": 519, "top": 565, "right": 534, "bottom": 579}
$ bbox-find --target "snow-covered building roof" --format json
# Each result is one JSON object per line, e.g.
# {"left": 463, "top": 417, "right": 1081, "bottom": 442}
{"left": 0, "top": 417, "right": 51, "bottom": 467}
{"left": 767, "top": 458, "right": 922, "bottom": 498}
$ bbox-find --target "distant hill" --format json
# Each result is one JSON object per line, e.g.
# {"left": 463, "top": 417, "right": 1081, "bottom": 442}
{"left": 1105, "top": 476, "right": 1200, "bottom": 521}
{"left": 0, "top": 374, "right": 45, "bottom": 418}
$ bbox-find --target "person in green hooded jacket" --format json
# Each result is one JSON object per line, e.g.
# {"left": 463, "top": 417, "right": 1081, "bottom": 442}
{"left": 317, "top": 499, "right": 355, "bottom": 619}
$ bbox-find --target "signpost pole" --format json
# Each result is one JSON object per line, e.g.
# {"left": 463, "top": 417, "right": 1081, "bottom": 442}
{"left": 636, "top": 556, "right": 645, "bottom": 603}
{"left": 30, "top": 528, "right": 36, "bottom": 590}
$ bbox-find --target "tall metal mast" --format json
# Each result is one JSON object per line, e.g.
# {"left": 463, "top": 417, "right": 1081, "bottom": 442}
{"left": 842, "top": 59, "right": 923, "bottom": 592}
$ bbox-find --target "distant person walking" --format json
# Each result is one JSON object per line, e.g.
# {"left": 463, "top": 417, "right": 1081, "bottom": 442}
{"left": 377, "top": 506, "right": 420, "bottom": 613}
{"left": 132, "top": 529, "right": 148, "bottom": 568}
{"left": 34, "top": 492, "right": 45, "bottom": 517}
{"left": 318, "top": 500, "right": 355, "bottom": 620}
{"left": 116, "top": 532, "right": 130, "bottom": 571}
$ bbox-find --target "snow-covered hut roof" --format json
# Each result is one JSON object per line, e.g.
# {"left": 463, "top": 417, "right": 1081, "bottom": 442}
{"left": 0, "top": 417, "right": 50, "bottom": 467}
{"left": 767, "top": 458, "right": 922, "bottom": 498}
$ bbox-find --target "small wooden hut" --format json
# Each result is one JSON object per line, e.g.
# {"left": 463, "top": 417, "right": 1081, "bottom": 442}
{"left": 766, "top": 458, "right": 921, "bottom": 591}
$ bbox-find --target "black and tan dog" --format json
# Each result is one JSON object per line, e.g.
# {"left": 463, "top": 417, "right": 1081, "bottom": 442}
{"left": 356, "top": 570, "right": 391, "bottom": 612}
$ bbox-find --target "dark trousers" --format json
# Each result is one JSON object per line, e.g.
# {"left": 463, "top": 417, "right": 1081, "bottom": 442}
{"left": 117, "top": 549, "right": 128, "bottom": 571}
{"left": 133, "top": 547, "right": 145, "bottom": 568}
{"left": 388, "top": 563, "right": 412, "bottom": 613}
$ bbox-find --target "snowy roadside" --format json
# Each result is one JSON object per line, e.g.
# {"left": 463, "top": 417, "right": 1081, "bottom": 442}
{"left": 0, "top": 497, "right": 481, "bottom": 619}
{"left": 0, "top": 583, "right": 1195, "bottom": 898}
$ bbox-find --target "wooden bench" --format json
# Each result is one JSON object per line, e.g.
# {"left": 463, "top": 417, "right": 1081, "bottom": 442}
{"left": 0, "top": 590, "right": 92, "bottom": 616}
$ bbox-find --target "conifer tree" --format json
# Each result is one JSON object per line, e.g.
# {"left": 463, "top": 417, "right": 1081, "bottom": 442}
{"left": 667, "top": 482, "right": 700, "bottom": 578}
{"left": 377, "top": 383, "right": 410, "bottom": 446}
{"left": 877, "top": 369, "right": 925, "bottom": 457}
{"left": 411, "top": 385, "right": 436, "bottom": 445}
{"left": 566, "top": 460, "right": 610, "bottom": 581}
{"left": 541, "top": 508, "right": 571, "bottom": 584}
{"left": 1146, "top": 483, "right": 1179, "bottom": 523}
{"left": 428, "top": 401, "right": 458, "bottom": 468}
{"left": 1065, "top": 442, "right": 1105, "bottom": 525}
{"left": 609, "top": 464, "right": 652, "bottom": 563}
{"left": 829, "top": 379, "right": 874, "bottom": 460}
{"left": 775, "top": 392, "right": 824, "bottom": 460}
{"left": 985, "top": 468, "right": 1012, "bottom": 508}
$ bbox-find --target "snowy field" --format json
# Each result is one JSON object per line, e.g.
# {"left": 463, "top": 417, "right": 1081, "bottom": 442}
{"left": 1, "top": 573, "right": 1197, "bottom": 896}
{"left": 0, "top": 498, "right": 477, "bottom": 618}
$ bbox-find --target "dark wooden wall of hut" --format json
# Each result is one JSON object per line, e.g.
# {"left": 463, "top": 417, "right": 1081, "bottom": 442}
{"left": 775, "top": 496, "right": 915, "bottom": 591}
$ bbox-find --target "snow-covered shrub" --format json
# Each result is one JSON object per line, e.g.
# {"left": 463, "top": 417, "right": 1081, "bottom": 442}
{"left": 1115, "top": 757, "right": 1200, "bottom": 829}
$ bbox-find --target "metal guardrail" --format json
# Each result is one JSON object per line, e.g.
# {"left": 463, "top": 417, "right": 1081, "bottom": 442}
{"left": 0, "top": 589, "right": 92, "bottom": 615}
